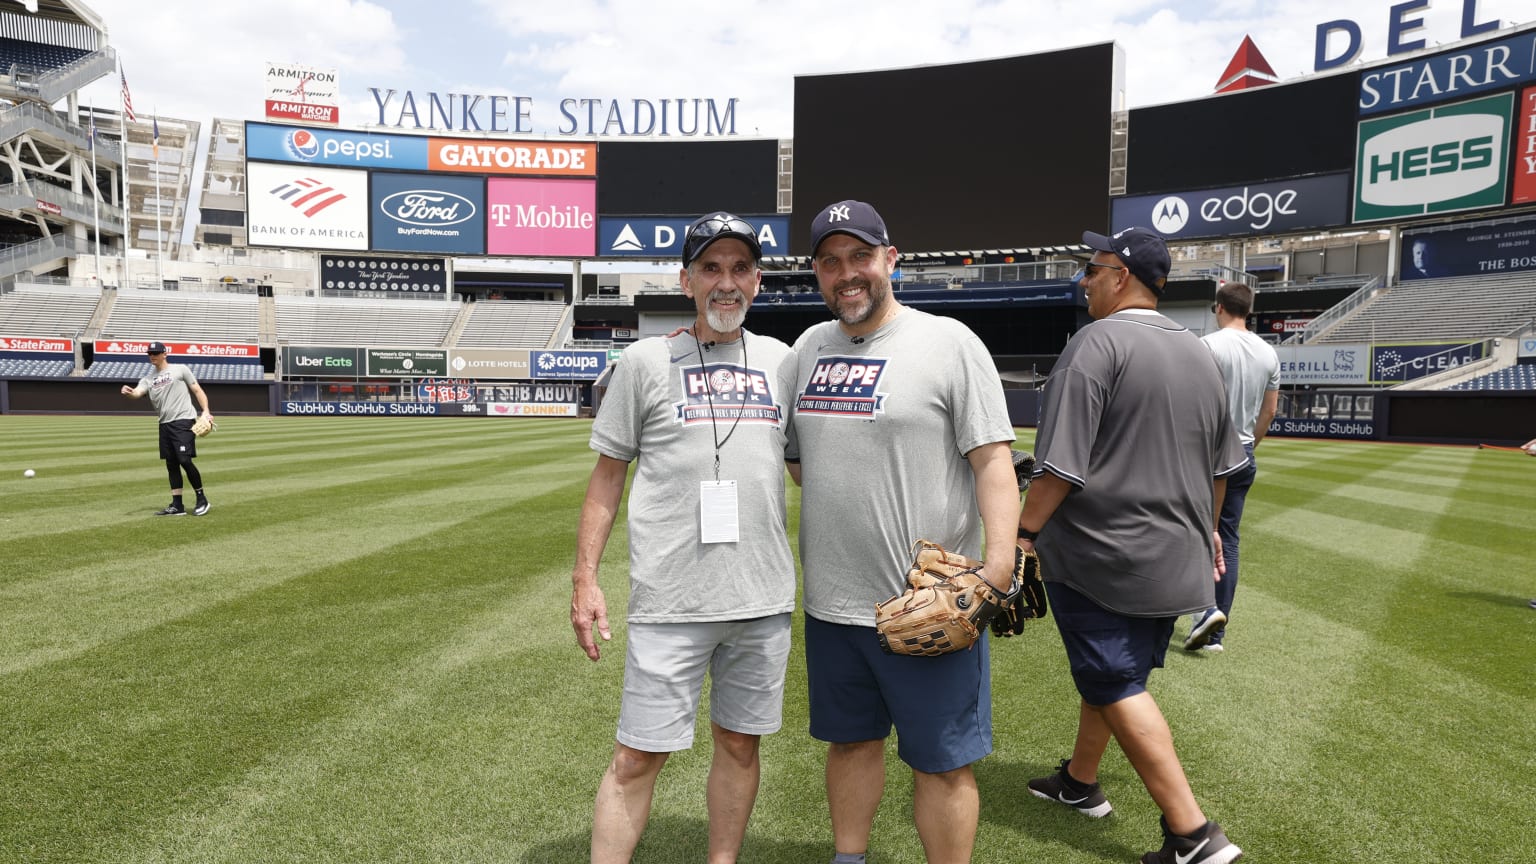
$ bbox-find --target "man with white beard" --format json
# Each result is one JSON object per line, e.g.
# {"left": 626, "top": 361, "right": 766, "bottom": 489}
{"left": 571, "top": 212, "right": 798, "bottom": 864}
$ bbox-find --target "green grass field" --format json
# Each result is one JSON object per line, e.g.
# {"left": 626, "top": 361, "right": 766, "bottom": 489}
{"left": 2, "top": 415, "right": 1533, "bottom": 863}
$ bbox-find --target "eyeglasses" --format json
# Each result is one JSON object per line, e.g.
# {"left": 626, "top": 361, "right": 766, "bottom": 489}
{"left": 1076, "top": 261, "right": 1126, "bottom": 280}
{"left": 682, "top": 214, "right": 761, "bottom": 266}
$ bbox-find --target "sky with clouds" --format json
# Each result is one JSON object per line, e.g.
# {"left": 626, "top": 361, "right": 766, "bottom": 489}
{"left": 72, "top": 0, "right": 1531, "bottom": 138}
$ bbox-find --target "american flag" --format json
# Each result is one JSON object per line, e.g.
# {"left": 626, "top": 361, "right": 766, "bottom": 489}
{"left": 88, "top": 113, "right": 96, "bottom": 151}
{"left": 152, "top": 116, "right": 159, "bottom": 160}
{"left": 120, "top": 70, "right": 135, "bottom": 122}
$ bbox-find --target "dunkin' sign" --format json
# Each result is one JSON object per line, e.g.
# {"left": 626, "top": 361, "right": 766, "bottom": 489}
{"left": 485, "top": 177, "right": 596, "bottom": 257}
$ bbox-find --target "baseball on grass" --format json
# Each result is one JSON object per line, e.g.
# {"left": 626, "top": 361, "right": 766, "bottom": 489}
{"left": 24, "top": 469, "right": 35, "bottom": 478}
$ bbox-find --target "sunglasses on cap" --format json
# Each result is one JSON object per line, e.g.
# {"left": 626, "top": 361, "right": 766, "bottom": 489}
{"left": 681, "top": 214, "right": 762, "bottom": 267}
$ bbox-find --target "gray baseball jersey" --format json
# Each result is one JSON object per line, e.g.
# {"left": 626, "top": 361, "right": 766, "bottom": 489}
{"left": 787, "top": 307, "right": 1015, "bottom": 626}
{"left": 1033, "top": 309, "right": 1249, "bottom": 617}
{"left": 137, "top": 364, "right": 200, "bottom": 424}
{"left": 590, "top": 329, "right": 797, "bottom": 624}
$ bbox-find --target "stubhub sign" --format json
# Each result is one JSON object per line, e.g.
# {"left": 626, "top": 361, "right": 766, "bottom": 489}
{"left": 1354, "top": 92, "right": 1512, "bottom": 222}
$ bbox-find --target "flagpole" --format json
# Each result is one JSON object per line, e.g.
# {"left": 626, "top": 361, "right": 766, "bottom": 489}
{"left": 153, "top": 108, "right": 162, "bottom": 288}
{"left": 89, "top": 99, "right": 101, "bottom": 284}
{"left": 119, "top": 61, "right": 131, "bottom": 289}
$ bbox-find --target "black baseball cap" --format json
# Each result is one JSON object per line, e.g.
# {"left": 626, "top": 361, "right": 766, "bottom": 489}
{"left": 810, "top": 200, "right": 890, "bottom": 257}
{"left": 681, "top": 212, "right": 762, "bottom": 267}
{"left": 146, "top": 342, "right": 168, "bottom": 354}
{"left": 1082, "top": 227, "right": 1170, "bottom": 294}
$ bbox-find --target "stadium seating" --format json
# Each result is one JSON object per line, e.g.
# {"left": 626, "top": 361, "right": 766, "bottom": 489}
{"left": 1310, "top": 273, "right": 1536, "bottom": 344}
{"left": 100, "top": 289, "right": 260, "bottom": 343}
{"left": 274, "top": 296, "right": 459, "bottom": 346}
{"left": 456, "top": 300, "right": 567, "bottom": 348}
{"left": 0, "top": 357, "right": 72, "bottom": 377}
{"left": 0, "top": 285, "right": 100, "bottom": 337}
{"left": 0, "top": 37, "right": 90, "bottom": 74}
{"left": 1447, "top": 364, "right": 1536, "bottom": 391}
{"left": 85, "top": 360, "right": 263, "bottom": 381}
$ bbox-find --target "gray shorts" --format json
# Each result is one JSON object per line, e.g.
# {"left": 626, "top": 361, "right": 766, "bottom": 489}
{"left": 617, "top": 613, "right": 791, "bottom": 752}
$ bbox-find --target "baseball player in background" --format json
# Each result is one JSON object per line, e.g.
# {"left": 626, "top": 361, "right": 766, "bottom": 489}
{"left": 120, "top": 341, "right": 212, "bottom": 516}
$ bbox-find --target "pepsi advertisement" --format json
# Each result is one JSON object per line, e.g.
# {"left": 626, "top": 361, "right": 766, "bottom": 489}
{"left": 1400, "top": 217, "right": 1536, "bottom": 281}
{"left": 246, "top": 121, "right": 429, "bottom": 170}
{"left": 370, "top": 172, "right": 486, "bottom": 254}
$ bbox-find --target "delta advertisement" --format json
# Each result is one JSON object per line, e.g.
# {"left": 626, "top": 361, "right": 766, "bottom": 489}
{"left": 245, "top": 122, "right": 596, "bottom": 177}
{"left": 486, "top": 178, "right": 596, "bottom": 257}
{"left": 247, "top": 162, "right": 369, "bottom": 251}
{"left": 370, "top": 172, "right": 485, "bottom": 255}
{"left": 598, "top": 216, "right": 792, "bottom": 259}
{"left": 1399, "top": 216, "right": 1536, "bottom": 280}
{"left": 1110, "top": 174, "right": 1351, "bottom": 240}
{"left": 319, "top": 254, "right": 449, "bottom": 295}
{"left": 1353, "top": 92, "right": 1514, "bottom": 223}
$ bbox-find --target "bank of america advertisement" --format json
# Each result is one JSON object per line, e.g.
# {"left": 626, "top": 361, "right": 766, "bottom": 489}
{"left": 486, "top": 178, "right": 596, "bottom": 257}
{"left": 247, "top": 162, "right": 368, "bottom": 250}
{"left": 1353, "top": 92, "right": 1514, "bottom": 223}
{"left": 370, "top": 172, "right": 486, "bottom": 255}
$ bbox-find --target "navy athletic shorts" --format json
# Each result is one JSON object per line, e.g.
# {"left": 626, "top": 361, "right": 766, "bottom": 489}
{"left": 1045, "top": 581, "right": 1175, "bottom": 706}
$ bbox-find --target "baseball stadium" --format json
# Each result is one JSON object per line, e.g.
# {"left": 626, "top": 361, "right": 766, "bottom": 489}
{"left": 1, "top": 1, "right": 1533, "bottom": 862}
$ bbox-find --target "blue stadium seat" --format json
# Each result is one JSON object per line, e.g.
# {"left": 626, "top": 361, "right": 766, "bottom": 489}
{"left": 1448, "top": 365, "right": 1536, "bottom": 391}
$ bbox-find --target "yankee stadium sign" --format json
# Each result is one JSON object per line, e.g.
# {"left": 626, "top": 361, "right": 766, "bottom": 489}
{"left": 368, "top": 89, "right": 741, "bottom": 137}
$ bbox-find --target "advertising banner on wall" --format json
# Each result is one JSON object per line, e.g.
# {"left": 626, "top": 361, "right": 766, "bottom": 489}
{"left": 486, "top": 178, "right": 596, "bottom": 257}
{"left": 1353, "top": 92, "right": 1514, "bottom": 223}
{"left": 597, "top": 216, "right": 791, "bottom": 258}
{"left": 1519, "top": 333, "right": 1536, "bottom": 359}
{"left": 1111, "top": 173, "right": 1351, "bottom": 240}
{"left": 247, "top": 122, "right": 428, "bottom": 170}
{"left": 1276, "top": 343, "right": 1370, "bottom": 385}
{"left": 279, "top": 401, "right": 454, "bottom": 416}
{"left": 95, "top": 339, "right": 258, "bottom": 358}
{"left": 264, "top": 63, "right": 340, "bottom": 126}
{"left": 1357, "top": 30, "right": 1536, "bottom": 116}
{"left": 428, "top": 139, "right": 596, "bottom": 177}
{"left": 447, "top": 348, "right": 531, "bottom": 379}
{"left": 1513, "top": 86, "right": 1536, "bottom": 205}
{"left": 365, "top": 348, "right": 448, "bottom": 377}
{"left": 319, "top": 254, "right": 449, "bottom": 295}
{"left": 0, "top": 336, "right": 72, "bottom": 352}
{"left": 281, "top": 346, "right": 361, "bottom": 377}
{"left": 1400, "top": 216, "right": 1536, "bottom": 280}
{"left": 1268, "top": 416, "right": 1379, "bottom": 440}
{"left": 529, "top": 349, "right": 608, "bottom": 379}
{"left": 370, "top": 172, "right": 486, "bottom": 255}
{"left": 1371, "top": 342, "right": 1487, "bottom": 383}
{"left": 247, "top": 162, "right": 369, "bottom": 250}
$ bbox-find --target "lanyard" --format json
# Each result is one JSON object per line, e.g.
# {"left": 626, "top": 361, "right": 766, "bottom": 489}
{"left": 694, "top": 329, "right": 746, "bottom": 481}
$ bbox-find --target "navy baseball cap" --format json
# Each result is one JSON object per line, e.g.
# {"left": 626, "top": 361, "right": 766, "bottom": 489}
{"left": 681, "top": 212, "right": 762, "bottom": 267}
{"left": 1082, "top": 227, "right": 1170, "bottom": 294}
{"left": 146, "top": 342, "right": 168, "bottom": 354}
{"left": 810, "top": 200, "right": 890, "bottom": 256}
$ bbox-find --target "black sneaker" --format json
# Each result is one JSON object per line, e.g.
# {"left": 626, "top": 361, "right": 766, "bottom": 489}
{"left": 1027, "top": 759, "right": 1112, "bottom": 817}
{"left": 1183, "top": 608, "right": 1227, "bottom": 651}
{"left": 154, "top": 504, "right": 186, "bottom": 516}
{"left": 193, "top": 498, "right": 210, "bottom": 516}
{"left": 1141, "top": 819, "right": 1242, "bottom": 864}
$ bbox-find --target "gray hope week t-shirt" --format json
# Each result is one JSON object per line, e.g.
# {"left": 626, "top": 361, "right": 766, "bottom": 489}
{"left": 137, "top": 364, "right": 200, "bottom": 424}
{"left": 1033, "top": 309, "right": 1249, "bottom": 617}
{"left": 787, "top": 307, "right": 1015, "bottom": 627}
{"left": 590, "top": 330, "right": 797, "bottom": 624}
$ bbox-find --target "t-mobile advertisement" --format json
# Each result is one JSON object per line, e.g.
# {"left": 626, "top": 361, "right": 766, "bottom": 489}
{"left": 1400, "top": 216, "right": 1536, "bottom": 280}
{"left": 485, "top": 178, "right": 596, "bottom": 257}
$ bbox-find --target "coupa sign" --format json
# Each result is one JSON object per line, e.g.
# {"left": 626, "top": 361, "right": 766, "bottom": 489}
{"left": 1111, "top": 174, "right": 1349, "bottom": 240}
{"left": 1353, "top": 92, "right": 1512, "bottom": 222}
{"left": 532, "top": 350, "right": 607, "bottom": 380}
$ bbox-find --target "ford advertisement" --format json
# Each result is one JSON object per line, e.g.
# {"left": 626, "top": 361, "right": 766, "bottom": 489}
{"left": 370, "top": 172, "right": 485, "bottom": 254}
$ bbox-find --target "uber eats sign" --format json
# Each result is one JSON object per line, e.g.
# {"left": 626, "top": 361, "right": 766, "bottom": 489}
{"left": 1354, "top": 92, "right": 1513, "bottom": 222}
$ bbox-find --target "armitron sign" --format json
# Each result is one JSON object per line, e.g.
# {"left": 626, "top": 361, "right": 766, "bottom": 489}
{"left": 1353, "top": 92, "right": 1513, "bottom": 222}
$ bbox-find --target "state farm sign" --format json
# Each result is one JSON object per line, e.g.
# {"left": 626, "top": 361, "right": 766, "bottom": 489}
{"left": 94, "top": 340, "right": 259, "bottom": 357}
{"left": 0, "top": 335, "right": 72, "bottom": 352}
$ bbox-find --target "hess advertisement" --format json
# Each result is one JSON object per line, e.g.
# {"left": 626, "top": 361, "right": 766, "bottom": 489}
{"left": 370, "top": 172, "right": 485, "bottom": 255}
{"left": 486, "top": 178, "right": 596, "bottom": 257}
{"left": 247, "top": 162, "right": 369, "bottom": 250}
{"left": 1353, "top": 92, "right": 1514, "bottom": 223}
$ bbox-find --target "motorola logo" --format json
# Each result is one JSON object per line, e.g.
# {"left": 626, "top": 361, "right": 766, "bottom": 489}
{"left": 1151, "top": 196, "right": 1189, "bottom": 234}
